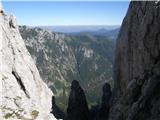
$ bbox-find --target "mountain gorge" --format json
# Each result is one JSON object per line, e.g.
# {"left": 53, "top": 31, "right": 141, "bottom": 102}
{"left": 1, "top": 1, "right": 160, "bottom": 120}
{"left": 19, "top": 26, "right": 116, "bottom": 110}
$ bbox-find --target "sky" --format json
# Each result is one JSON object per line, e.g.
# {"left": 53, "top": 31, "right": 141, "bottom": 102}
{"left": 2, "top": 1, "right": 130, "bottom": 26}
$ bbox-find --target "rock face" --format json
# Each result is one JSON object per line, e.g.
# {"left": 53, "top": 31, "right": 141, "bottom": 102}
{"left": 67, "top": 80, "right": 89, "bottom": 120}
{"left": 110, "top": 1, "right": 160, "bottom": 120}
{"left": 114, "top": 1, "right": 160, "bottom": 95}
{"left": 0, "top": 7, "right": 56, "bottom": 120}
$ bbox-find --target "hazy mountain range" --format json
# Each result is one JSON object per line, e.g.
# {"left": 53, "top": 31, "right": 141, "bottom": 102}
{"left": 38, "top": 25, "right": 120, "bottom": 33}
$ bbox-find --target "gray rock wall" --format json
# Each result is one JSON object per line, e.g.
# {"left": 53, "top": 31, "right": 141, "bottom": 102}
{"left": 110, "top": 1, "right": 160, "bottom": 120}
{"left": 114, "top": 1, "right": 160, "bottom": 94}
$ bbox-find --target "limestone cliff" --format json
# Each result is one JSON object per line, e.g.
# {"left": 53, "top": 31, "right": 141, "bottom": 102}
{"left": 110, "top": 1, "right": 160, "bottom": 120}
{"left": 0, "top": 5, "right": 56, "bottom": 120}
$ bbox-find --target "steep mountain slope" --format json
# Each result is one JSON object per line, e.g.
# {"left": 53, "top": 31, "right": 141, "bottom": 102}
{"left": 0, "top": 6, "right": 56, "bottom": 120}
{"left": 109, "top": 1, "right": 160, "bottom": 120}
{"left": 68, "top": 33, "right": 114, "bottom": 104}
{"left": 19, "top": 26, "right": 115, "bottom": 110}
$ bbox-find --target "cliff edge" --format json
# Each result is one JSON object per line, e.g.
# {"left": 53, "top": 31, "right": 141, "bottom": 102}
{"left": 0, "top": 4, "right": 56, "bottom": 120}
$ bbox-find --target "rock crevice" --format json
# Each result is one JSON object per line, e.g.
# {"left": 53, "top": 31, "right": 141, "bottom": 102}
{"left": 11, "top": 70, "right": 30, "bottom": 99}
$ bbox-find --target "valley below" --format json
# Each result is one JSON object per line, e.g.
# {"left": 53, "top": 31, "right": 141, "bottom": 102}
{"left": 1, "top": 1, "right": 160, "bottom": 120}
{"left": 19, "top": 26, "right": 118, "bottom": 111}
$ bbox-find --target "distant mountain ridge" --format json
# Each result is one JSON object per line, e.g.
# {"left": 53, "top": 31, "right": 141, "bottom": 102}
{"left": 38, "top": 25, "right": 120, "bottom": 33}
{"left": 69, "top": 28, "right": 120, "bottom": 39}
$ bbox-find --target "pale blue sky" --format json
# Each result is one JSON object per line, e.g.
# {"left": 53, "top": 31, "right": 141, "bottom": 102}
{"left": 2, "top": 1, "right": 130, "bottom": 26}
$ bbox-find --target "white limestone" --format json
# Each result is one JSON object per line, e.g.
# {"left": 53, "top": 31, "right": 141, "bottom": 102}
{"left": 0, "top": 8, "right": 56, "bottom": 120}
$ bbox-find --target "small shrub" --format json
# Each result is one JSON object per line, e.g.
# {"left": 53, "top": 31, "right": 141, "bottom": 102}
{"left": 31, "top": 110, "right": 39, "bottom": 119}
{"left": 4, "top": 113, "right": 13, "bottom": 119}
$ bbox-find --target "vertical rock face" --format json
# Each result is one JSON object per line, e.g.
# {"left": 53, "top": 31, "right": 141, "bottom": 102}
{"left": 110, "top": 1, "right": 160, "bottom": 120}
{"left": 114, "top": 1, "right": 160, "bottom": 95}
{"left": 0, "top": 7, "right": 56, "bottom": 120}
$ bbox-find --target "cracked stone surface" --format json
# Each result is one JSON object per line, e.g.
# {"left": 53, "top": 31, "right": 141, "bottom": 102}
{"left": 109, "top": 1, "right": 160, "bottom": 120}
{"left": 0, "top": 5, "right": 57, "bottom": 120}
{"left": 114, "top": 1, "right": 160, "bottom": 94}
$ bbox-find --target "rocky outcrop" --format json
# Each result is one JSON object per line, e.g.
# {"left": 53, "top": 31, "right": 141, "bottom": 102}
{"left": 67, "top": 80, "right": 89, "bottom": 120}
{"left": 0, "top": 5, "right": 56, "bottom": 120}
{"left": 110, "top": 1, "right": 160, "bottom": 120}
{"left": 98, "top": 83, "right": 112, "bottom": 119}
{"left": 90, "top": 83, "right": 112, "bottom": 120}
